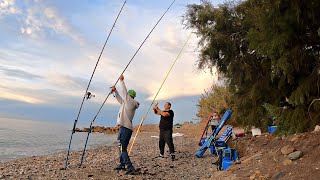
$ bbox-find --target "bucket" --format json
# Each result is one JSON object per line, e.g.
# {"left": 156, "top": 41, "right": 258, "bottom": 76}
{"left": 268, "top": 126, "right": 278, "bottom": 134}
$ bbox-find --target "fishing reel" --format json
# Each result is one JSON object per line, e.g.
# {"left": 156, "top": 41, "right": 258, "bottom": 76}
{"left": 85, "top": 92, "right": 95, "bottom": 100}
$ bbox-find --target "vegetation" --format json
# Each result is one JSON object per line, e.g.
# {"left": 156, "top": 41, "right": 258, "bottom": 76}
{"left": 184, "top": 0, "right": 320, "bottom": 133}
{"left": 196, "top": 83, "right": 232, "bottom": 120}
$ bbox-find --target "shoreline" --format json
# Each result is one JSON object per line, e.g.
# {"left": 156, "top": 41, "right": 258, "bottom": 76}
{"left": 0, "top": 128, "right": 210, "bottom": 179}
{"left": 1, "top": 124, "right": 320, "bottom": 179}
{"left": 0, "top": 132, "right": 118, "bottom": 164}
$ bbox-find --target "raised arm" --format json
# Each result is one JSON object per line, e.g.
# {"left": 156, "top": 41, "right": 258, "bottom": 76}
{"left": 119, "top": 74, "right": 127, "bottom": 97}
{"left": 153, "top": 105, "right": 170, "bottom": 117}
{"left": 112, "top": 86, "right": 123, "bottom": 104}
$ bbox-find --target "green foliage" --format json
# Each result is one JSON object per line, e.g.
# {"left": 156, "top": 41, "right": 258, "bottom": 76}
{"left": 184, "top": 0, "right": 320, "bottom": 133}
{"left": 197, "top": 83, "right": 232, "bottom": 121}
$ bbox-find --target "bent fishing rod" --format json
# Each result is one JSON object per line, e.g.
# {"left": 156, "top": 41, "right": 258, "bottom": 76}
{"left": 79, "top": 0, "right": 176, "bottom": 166}
{"left": 128, "top": 32, "right": 193, "bottom": 155}
{"left": 64, "top": 0, "right": 127, "bottom": 169}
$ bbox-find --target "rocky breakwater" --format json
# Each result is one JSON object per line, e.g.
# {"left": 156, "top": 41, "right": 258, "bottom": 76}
{"left": 75, "top": 126, "right": 119, "bottom": 134}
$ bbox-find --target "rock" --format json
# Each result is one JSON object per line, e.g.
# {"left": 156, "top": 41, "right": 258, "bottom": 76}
{"left": 76, "top": 126, "right": 119, "bottom": 134}
{"left": 281, "top": 146, "right": 295, "bottom": 155}
{"left": 272, "top": 172, "right": 285, "bottom": 180}
{"left": 290, "top": 136, "right": 298, "bottom": 142}
{"left": 314, "top": 125, "right": 320, "bottom": 132}
{"left": 265, "top": 174, "right": 271, "bottom": 179}
{"left": 249, "top": 173, "right": 256, "bottom": 180}
{"left": 259, "top": 175, "right": 268, "bottom": 180}
{"left": 276, "top": 136, "right": 282, "bottom": 140}
{"left": 88, "top": 174, "right": 94, "bottom": 177}
{"left": 282, "top": 159, "right": 292, "bottom": 166}
{"left": 288, "top": 151, "right": 303, "bottom": 160}
{"left": 251, "top": 128, "right": 262, "bottom": 137}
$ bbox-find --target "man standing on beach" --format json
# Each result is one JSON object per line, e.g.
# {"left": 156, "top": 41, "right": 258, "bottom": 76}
{"left": 111, "top": 74, "right": 139, "bottom": 175}
{"left": 153, "top": 102, "right": 175, "bottom": 161}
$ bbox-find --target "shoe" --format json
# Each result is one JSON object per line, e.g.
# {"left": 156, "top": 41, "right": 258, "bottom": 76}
{"left": 170, "top": 154, "right": 175, "bottom": 161}
{"left": 125, "top": 169, "right": 135, "bottom": 175}
{"left": 114, "top": 164, "right": 126, "bottom": 171}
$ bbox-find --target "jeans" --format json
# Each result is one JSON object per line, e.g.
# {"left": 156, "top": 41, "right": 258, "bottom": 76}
{"left": 159, "top": 129, "right": 175, "bottom": 155}
{"left": 117, "top": 126, "right": 134, "bottom": 170}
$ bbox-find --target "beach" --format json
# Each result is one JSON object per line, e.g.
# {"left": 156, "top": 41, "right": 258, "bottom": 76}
{"left": 1, "top": 123, "right": 320, "bottom": 179}
{"left": 0, "top": 124, "right": 216, "bottom": 179}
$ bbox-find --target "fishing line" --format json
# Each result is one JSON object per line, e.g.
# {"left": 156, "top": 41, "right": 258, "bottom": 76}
{"left": 79, "top": 0, "right": 176, "bottom": 166}
{"left": 64, "top": 0, "right": 127, "bottom": 169}
{"left": 128, "top": 32, "right": 193, "bottom": 155}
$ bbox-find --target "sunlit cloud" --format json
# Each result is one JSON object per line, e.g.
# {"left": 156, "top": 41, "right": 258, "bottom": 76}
{"left": 0, "top": 0, "right": 222, "bottom": 122}
{"left": 0, "top": 89, "right": 44, "bottom": 104}
{"left": 14, "top": 2, "right": 85, "bottom": 44}
{"left": 0, "top": 0, "right": 19, "bottom": 17}
{"left": 90, "top": 3, "right": 217, "bottom": 103}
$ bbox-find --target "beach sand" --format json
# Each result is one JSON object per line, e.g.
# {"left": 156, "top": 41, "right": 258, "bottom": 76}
{"left": 0, "top": 123, "right": 219, "bottom": 179}
{"left": 1, "top": 123, "right": 320, "bottom": 179}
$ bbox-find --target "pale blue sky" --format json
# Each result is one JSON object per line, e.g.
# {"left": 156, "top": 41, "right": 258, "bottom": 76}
{"left": 0, "top": 0, "right": 224, "bottom": 127}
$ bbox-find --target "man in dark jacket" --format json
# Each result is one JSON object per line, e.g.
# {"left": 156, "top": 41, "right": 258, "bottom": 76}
{"left": 153, "top": 102, "right": 175, "bottom": 161}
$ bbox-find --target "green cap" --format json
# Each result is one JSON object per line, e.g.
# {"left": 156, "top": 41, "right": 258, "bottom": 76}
{"left": 128, "top": 89, "right": 136, "bottom": 98}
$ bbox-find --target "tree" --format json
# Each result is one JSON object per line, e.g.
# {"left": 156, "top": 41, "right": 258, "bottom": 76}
{"left": 197, "top": 83, "right": 232, "bottom": 121}
{"left": 184, "top": 0, "right": 320, "bottom": 133}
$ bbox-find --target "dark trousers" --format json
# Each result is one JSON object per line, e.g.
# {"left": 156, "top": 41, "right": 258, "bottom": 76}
{"left": 117, "top": 126, "right": 134, "bottom": 170}
{"left": 159, "top": 129, "right": 175, "bottom": 155}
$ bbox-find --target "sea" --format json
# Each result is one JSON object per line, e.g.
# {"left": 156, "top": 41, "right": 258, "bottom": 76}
{"left": 0, "top": 118, "right": 117, "bottom": 162}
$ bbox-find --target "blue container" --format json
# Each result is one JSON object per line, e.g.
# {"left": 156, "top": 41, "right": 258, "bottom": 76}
{"left": 268, "top": 126, "right": 278, "bottom": 134}
{"left": 222, "top": 149, "right": 232, "bottom": 170}
{"left": 210, "top": 145, "right": 216, "bottom": 154}
{"left": 221, "top": 148, "right": 239, "bottom": 170}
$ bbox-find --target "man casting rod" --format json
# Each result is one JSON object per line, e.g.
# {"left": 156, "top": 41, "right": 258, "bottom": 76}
{"left": 64, "top": 0, "right": 127, "bottom": 169}
{"left": 79, "top": 0, "right": 176, "bottom": 166}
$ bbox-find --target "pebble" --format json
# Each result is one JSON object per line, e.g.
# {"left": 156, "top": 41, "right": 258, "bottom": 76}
{"left": 283, "top": 159, "right": 292, "bottom": 166}
{"left": 0, "top": 131, "right": 316, "bottom": 179}
{"left": 281, "top": 146, "right": 295, "bottom": 155}
{"left": 272, "top": 171, "right": 285, "bottom": 180}
{"left": 288, "top": 151, "right": 303, "bottom": 160}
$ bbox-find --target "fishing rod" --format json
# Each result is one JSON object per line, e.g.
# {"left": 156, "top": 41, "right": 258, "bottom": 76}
{"left": 79, "top": 0, "right": 176, "bottom": 166}
{"left": 64, "top": 0, "right": 127, "bottom": 169}
{"left": 128, "top": 32, "right": 193, "bottom": 155}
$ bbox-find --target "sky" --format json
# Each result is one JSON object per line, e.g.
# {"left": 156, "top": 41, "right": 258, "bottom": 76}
{"left": 0, "top": 0, "right": 225, "bottom": 128}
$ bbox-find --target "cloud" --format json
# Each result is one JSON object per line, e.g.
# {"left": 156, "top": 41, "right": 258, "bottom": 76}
{"left": 0, "top": 85, "right": 45, "bottom": 104}
{"left": 0, "top": 0, "right": 218, "bottom": 123}
{"left": 42, "top": 7, "right": 85, "bottom": 44}
{"left": 5, "top": 1, "right": 84, "bottom": 44}
{"left": 0, "top": 65, "right": 42, "bottom": 80}
{"left": 0, "top": 0, "right": 19, "bottom": 16}
{"left": 79, "top": 1, "right": 217, "bottom": 100}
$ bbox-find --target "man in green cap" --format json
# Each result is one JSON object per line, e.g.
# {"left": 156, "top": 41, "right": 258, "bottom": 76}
{"left": 111, "top": 74, "right": 139, "bottom": 175}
